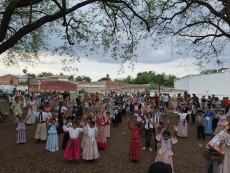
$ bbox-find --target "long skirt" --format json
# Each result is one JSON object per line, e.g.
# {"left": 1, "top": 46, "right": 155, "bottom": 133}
{"left": 128, "top": 142, "right": 141, "bottom": 160}
{"left": 64, "top": 138, "right": 81, "bottom": 161}
{"left": 46, "top": 133, "right": 59, "bottom": 152}
{"left": 26, "top": 109, "right": 35, "bottom": 124}
{"left": 177, "top": 121, "right": 188, "bottom": 137}
{"left": 16, "top": 130, "right": 26, "bottom": 144}
{"left": 35, "top": 123, "right": 47, "bottom": 140}
{"left": 82, "top": 137, "right": 99, "bottom": 160}
{"left": 155, "top": 152, "right": 174, "bottom": 172}
{"left": 97, "top": 127, "right": 107, "bottom": 148}
{"left": 81, "top": 132, "right": 88, "bottom": 150}
{"left": 204, "top": 117, "right": 212, "bottom": 134}
{"left": 214, "top": 123, "right": 224, "bottom": 136}
{"left": 105, "top": 124, "right": 110, "bottom": 138}
{"left": 62, "top": 132, "right": 70, "bottom": 150}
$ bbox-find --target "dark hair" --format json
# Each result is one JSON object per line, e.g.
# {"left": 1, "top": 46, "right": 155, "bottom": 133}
{"left": 51, "top": 118, "right": 56, "bottom": 121}
{"left": 227, "top": 128, "right": 230, "bottom": 133}
{"left": 134, "top": 123, "right": 140, "bottom": 128}
{"left": 90, "top": 121, "right": 95, "bottom": 126}
{"left": 163, "top": 131, "right": 171, "bottom": 137}
{"left": 72, "top": 121, "right": 78, "bottom": 126}
{"left": 39, "top": 106, "right": 44, "bottom": 110}
{"left": 86, "top": 117, "right": 92, "bottom": 121}
{"left": 106, "top": 111, "right": 110, "bottom": 115}
{"left": 148, "top": 162, "right": 172, "bottom": 173}
{"left": 94, "top": 111, "right": 98, "bottom": 113}
{"left": 159, "top": 121, "right": 164, "bottom": 126}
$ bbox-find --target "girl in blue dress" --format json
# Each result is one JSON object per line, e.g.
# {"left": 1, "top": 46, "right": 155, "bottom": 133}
{"left": 204, "top": 107, "right": 214, "bottom": 135}
{"left": 46, "top": 118, "right": 59, "bottom": 152}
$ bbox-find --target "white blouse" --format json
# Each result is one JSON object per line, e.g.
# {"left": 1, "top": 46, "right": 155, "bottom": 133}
{"left": 63, "top": 126, "right": 84, "bottom": 139}
{"left": 85, "top": 126, "right": 98, "bottom": 138}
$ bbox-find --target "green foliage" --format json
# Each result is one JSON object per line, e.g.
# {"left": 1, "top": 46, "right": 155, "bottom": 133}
{"left": 114, "top": 75, "right": 132, "bottom": 84}
{"left": 148, "top": 82, "right": 159, "bottom": 90}
{"left": 19, "top": 80, "right": 28, "bottom": 85}
{"left": 98, "top": 74, "right": 111, "bottom": 81}
{"left": 38, "top": 72, "right": 54, "bottom": 77}
{"left": 75, "top": 76, "right": 91, "bottom": 82}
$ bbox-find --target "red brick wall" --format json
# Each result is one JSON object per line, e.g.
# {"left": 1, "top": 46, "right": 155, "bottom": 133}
{"left": 106, "top": 81, "right": 127, "bottom": 86}
{"left": 0, "top": 75, "right": 18, "bottom": 85}
{"left": 30, "top": 80, "right": 77, "bottom": 92}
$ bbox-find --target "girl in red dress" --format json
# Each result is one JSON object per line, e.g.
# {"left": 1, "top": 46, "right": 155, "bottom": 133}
{"left": 97, "top": 117, "right": 109, "bottom": 149}
{"left": 127, "top": 117, "right": 145, "bottom": 162}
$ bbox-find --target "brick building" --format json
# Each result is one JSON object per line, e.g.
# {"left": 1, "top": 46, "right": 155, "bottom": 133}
{"left": 0, "top": 74, "right": 19, "bottom": 85}
{"left": 30, "top": 79, "right": 77, "bottom": 92}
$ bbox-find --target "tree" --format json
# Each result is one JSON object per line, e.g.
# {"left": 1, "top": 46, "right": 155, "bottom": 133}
{"left": 148, "top": 0, "right": 230, "bottom": 65}
{"left": 75, "top": 75, "right": 91, "bottom": 82}
{"left": 0, "top": 0, "right": 151, "bottom": 69}
{"left": 38, "top": 72, "right": 54, "bottom": 77}
{"left": 98, "top": 74, "right": 112, "bottom": 81}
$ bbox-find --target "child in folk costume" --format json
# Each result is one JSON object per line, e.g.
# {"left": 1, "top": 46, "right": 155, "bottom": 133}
{"left": 134, "top": 110, "right": 145, "bottom": 127}
{"left": 32, "top": 107, "right": 52, "bottom": 143}
{"left": 220, "top": 127, "right": 230, "bottom": 173}
{"left": 127, "top": 117, "right": 145, "bottom": 161}
{"left": 10, "top": 96, "right": 22, "bottom": 117}
{"left": 207, "top": 122, "right": 230, "bottom": 151}
{"left": 81, "top": 116, "right": 92, "bottom": 150}
{"left": 97, "top": 117, "right": 110, "bottom": 149}
{"left": 105, "top": 112, "right": 111, "bottom": 138}
{"left": 155, "top": 125, "right": 178, "bottom": 172}
{"left": 197, "top": 109, "right": 206, "bottom": 140}
{"left": 15, "top": 115, "right": 31, "bottom": 144}
{"left": 212, "top": 108, "right": 230, "bottom": 135}
{"left": 112, "top": 106, "right": 122, "bottom": 128}
{"left": 46, "top": 118, "right": 59, "bottom": 152}
{"left": 63, "top": 120, "right": 85, "bottom": 162}
{"left": 26, "top": 97, "right": 39, "bottom": 125}
{"left": 199, "top": 142, "right": 224, "bottom": 173}
{"left": 82, "top": 121, "right": 99, "bottom": 161}
{"left": 62, "top": 117, "right": 73, "bottom": 150}
{"left": 174, "top": 109, "right": 188, "bottom": 137}
{"left": 204, "top": 107, "right": 214, "bottom": 135}
{"left": 155, "top": 120, "right": 170, "bottom": 152}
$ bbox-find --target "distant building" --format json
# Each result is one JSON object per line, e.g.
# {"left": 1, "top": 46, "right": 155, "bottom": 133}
{"left": 47, "top": 73, "right": 70, "bottom": 81}
{"left": 0, "top": 74, "right": 19, "bottom": 85}
{"left": 30, "top": 79, "right": 77, "bottom": 92}
{"left": 174, "top": 65, "right": 230, "bottom": 98}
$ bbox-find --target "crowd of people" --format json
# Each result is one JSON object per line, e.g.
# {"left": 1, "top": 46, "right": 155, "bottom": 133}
{"left": 0, "top": 89, "right": 230, "bottom": 173}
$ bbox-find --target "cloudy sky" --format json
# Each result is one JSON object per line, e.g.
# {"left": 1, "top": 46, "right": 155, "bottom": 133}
{"left": 0, "top": 32, "right": 229, "bottom": 82}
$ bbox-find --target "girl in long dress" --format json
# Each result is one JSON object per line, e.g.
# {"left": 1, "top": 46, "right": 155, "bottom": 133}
{"left": 204, "top": 107, "right": 214, "bottom": 135}
{"left": 127, "top": 117, "right": 144, "bottom": 161}
{"left": 15, "top": 115, "right": 31, "bottom": 144}
{"left": 220, "top": 128, "right": 230, "bottom": 173}
{"left": 97, "top": 117, "right": 109, "bottom": 149}
{"left": 81, "top": 116, "right": 92, "bottom": 150}
{"left": 213, "top": 109, "right": 230, "bottom": 135}
{"left": 174, "top": 109, "right": 188, "bottom": 137}
{"left": 155, "top": 125, "right": 178, "bottom": 173}
{"left": 26, "top": 97, "right": 39, "bottom": 125}
{"left": 46, "top": 118, "right": 59, "bottom": 152}
{"left": 168, "top": 96, "right": 174, "bottom": 110}
{"left": 63, "top": 120, "right": 85, "bottom": 162}
{"left": 82, "top": 121, "right": 99, "bottom": 161}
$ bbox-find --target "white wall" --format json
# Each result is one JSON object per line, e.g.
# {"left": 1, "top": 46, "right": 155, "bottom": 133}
{"left": 174, "top": 75, "right": 190, "bottom": 91}
{"left": 174, "top": 72, "right": 230, "bottom": 98}
{"left": 0, "top": 85, "right": 28, "bottom": 91}
{"left": 188, "top": 72, "right": 230, "bottom": 98}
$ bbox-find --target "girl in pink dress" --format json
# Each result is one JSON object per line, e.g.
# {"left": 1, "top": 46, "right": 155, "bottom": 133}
{"left": 213, "top": 109, "right": 230, "bottom": 135}
{"left": 168, "top": 96, "right": 174, "bottom": 110}
{"left": 127, "top": 117, "right": 144, "bottom": 161}
{"left": 97, "top": 117, "right": 109, "bottom": 149}
{"left": 155, "top": 125, "right": 178, "bottom": 172}
{"left": 63, "top": 120, "right": 85, "bottom": 163}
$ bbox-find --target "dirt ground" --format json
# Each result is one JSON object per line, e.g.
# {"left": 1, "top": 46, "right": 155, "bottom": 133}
{"left": 0, "top": 100, "right": 214, "bottom": 173}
